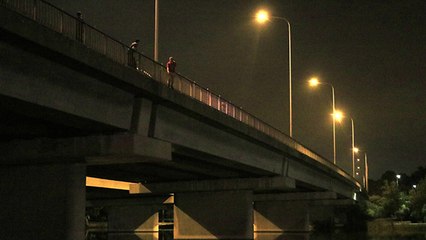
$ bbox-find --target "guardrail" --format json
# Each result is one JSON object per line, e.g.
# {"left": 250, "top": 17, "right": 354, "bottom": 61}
{"left": 0, "top": 0, "right": 360, "bottom": 188}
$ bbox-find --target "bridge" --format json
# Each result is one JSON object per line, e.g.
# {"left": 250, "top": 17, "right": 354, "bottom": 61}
{"left": 0, "top": 1, "right": 362, "bottom": 239}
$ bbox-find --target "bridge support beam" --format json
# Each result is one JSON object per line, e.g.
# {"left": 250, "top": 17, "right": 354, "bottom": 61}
{"left": 253, "top": 192, "right": 344, "bottom": 233}
{"left": 0, "top": 163, "right": 86, "bottom": 240}
{"left": 174, "top": 190, "right": 253, "bottom": 240}
{"left": 87, "top": 196, "right": 173, "bottom": 240}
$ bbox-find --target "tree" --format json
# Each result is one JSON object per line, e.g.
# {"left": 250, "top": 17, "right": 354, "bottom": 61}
{"left": 381, "top": 181, "right": 401, "bottom": 217}
{"left": 380, "top": 170, "right": 397, "bottom": 183}
{"left": 409, "top": 178, "right": 426, "bottom": 222}
{"left": 395, "top": 192, "right": 410, "bottom": 220}
{"left": 367, "top": 195, "right": 384, "bottom": 218}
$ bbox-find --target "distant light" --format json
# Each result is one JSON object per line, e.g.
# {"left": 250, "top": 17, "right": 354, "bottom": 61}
{"left": 413, "top": 184, "right": 417, "bottom": 189}
{"left": 357, "top": 158, "right": 360, "bottom": 162}
{"left": 396, "top": 174, "right": 401, "bottom": 179}
{"left": 353, "top": 192, "right": 357, "bottom": 200}
{"left": 356, "top": 172, "right": 359, "bottom": 175}
{"left": 357, "top": 166, "right": 360, "bottom": 170}
{"left": 256, "top": 10, "right": 270, "bottom": 24}
{"left": 308, "top": 78, "right": 319, "bottom": 87}
{"left": 353, "top": 147, "right": 359, "bottom": 153}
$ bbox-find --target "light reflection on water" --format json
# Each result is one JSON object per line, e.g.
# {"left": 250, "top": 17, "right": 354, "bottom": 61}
{"left": 86, "top": 231, "right": 426, "bottom": 240}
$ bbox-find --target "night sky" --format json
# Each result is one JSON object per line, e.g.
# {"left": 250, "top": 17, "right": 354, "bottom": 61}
{"left": 49, "top": 0, "right": 426, "bottom": 179}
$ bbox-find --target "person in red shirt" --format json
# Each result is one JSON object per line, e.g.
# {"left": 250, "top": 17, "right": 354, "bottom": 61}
{"left": 166, "top": 57, "right": 176, "bottom": 89}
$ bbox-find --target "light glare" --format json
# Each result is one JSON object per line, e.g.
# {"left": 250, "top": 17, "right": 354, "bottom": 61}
{"left": 308, "top": 78, "right": 319, "bottom": 87}
{"left": 333, "top": 110, "right": 344, "bottom": 122}
{"left": 256, "top": 10, "right": 270, "bottom": 24}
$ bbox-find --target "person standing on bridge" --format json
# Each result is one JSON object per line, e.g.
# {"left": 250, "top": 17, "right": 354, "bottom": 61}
{"left": 76, "top": 11, "right": 85, "bottom": 43}
{"left": 127, "top": 40, "right": 139, "bottom": 69}
{"left": 166, "top": 57, "right": 176, "bottom": 89}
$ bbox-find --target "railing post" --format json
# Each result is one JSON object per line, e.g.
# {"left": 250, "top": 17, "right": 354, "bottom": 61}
{"left": 61, "top": 12, "right": 64, "bottom": 33}
{"left": 33, "top": 0, "right": 37, "bottom": 20}
{"left": 104, "top": 35, "right": 107, "bottom": 56}
{"left": 190, "top": 81, "right": 194, "bottom": 98}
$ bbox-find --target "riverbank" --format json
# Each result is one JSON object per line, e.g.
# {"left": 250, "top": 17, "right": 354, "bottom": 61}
{"left": 368, "top": 218, "right": 426, "bottom": 236}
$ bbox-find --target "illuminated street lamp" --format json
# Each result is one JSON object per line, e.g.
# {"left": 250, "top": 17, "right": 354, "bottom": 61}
{"left": 396, "top": 174, "right": 401, "bottom": 186}
{"left": 255, "top": 9, "right": 293, "bottom": 138}
{"left": 154, "top": 0, "right": 159, "bottom": 61}
{"left": 351, "top": 118, "right": 358, "bottom": 177}
{"left": 255, "top": 10, "right": 269, "bottom": 24}
{"left": 308, "top": 78, "right": 339, "bottom": 165}
{"left": 364, "top": 152, "right": 369, "bottom": 192}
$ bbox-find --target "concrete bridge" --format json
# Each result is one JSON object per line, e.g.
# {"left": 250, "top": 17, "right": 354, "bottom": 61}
{"left": 0, "top": 1, "right": 362, "bottom": 239}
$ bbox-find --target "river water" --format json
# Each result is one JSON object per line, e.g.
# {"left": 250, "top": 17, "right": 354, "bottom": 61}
{"left": 256, "top": 232, "right": 426, "bottom": 240}
{"left": 86, "top": 231, "right": 426, "bottom": 240}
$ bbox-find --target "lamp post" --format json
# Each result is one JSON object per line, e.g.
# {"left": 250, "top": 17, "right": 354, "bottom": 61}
{"left": 364, "top": 152, "right": 369, "bottom": 192}
{"left": 154, "top": 0, "right": 159, "bottom": 61}
{"left": 256, "top": 10, "right": 293, "bottom": 138}
{"left": 351, "top": 118, "right": 358, "bottom": 178}
{"left": 308, "top": 78, "right": 340, "bottom": 165}
{"left": 396, "top": 174, "right": 401, "bottom": 187}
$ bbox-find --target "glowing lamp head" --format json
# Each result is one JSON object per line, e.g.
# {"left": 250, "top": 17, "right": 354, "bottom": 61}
{"left": 308, "top": 78, "right": 320, "bottom": 87}
{"left": 333, "top": 110, "right": 344, "bottom": 122}
{"left": 256, "top": 10, "right": 270, "bottom": 24}
{"left": 353, "top": 147, "right": 359, "bottom": 153}
{"left": 396, "top": 174, "right": 401, "bottom": 179}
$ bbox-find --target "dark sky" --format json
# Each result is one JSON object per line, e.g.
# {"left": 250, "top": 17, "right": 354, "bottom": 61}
{"left": 50, "top": 0, "right": 426, "bottom": 179}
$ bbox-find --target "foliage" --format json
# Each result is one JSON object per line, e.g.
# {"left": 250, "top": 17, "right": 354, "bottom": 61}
{"left": 366, "top": 166, "right": 426, "bottom": 222}
{"left": 366, "top": 195, "right": 383, "bottom": 218}
{"left": 409, "top": 178, "right": 426, "bottom": 221}
{"left": 380, "top": 181, "right": 401, "bottom": 217}
{"left": 395, "top": 192, "right": 410, "bottom": 220}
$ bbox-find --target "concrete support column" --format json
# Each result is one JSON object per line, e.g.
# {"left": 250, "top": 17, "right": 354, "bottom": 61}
{"left": 88, "top": 197, "right": 172, "bottom": 240}
{"left": 130, "top": 97, "right": 154, "bottom": 136}
{"left": 174, "top": 190, "right": 253, "bottom": 240}
{"left": 0, "top": 163, "right": 86, "bottom": 240}
{"left": 254, "top": 200, "right": 312, "bottom": 233}
{"left": 106, "top": 204, "right": 159, "bottom": 232}
{"left": 253, "top": 192, "right": 343, "bottom": 233}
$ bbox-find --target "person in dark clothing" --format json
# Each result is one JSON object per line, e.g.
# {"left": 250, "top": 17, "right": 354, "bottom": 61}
{"left": 166, "top": 57, "right": 176, "bottom": 89}
{"left": 76, "top": 11, "right": 84, "bottom": 43}
{"left": 127, "top": 40, "right": 139, "bottom": 69}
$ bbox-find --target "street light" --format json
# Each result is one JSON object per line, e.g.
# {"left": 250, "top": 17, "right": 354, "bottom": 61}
{"left": 396, "top": 174, "right": 401, "bottom": 186}
{"left": 154, "top": 0, "right": 159, "bottom": 61}
{"left": 364, "top": 152, "right": 369, "bottom": 192}
{"left": 351, "top": 118, "right": 358, "bottom": 178}
{"left": 308, "top": 78, "right": 339, "bottom": 165}
{"left": 255, "top": 9, "right": 293, "bottom": 138}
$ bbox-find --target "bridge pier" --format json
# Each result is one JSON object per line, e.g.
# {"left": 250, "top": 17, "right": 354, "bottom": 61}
{"left": 0, "top": 163, "right": 86, "bottom": 240}
{"left": 87, "top": 196, "right": 173, "bottom": 240}
{"left": 253, "top": 192, "right": 345, "bottom": 233}
{"left": 174, "top": 190, "right": 254, "bottom": 240}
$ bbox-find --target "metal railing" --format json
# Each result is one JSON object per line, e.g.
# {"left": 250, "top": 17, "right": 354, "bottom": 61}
{"left": 0, "top": 0, "right": 359, "bottom": 186}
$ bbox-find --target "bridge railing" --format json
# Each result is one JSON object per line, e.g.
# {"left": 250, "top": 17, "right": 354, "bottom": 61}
{"left": 0, "top": 0, "right": 358, "bottom": 186}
